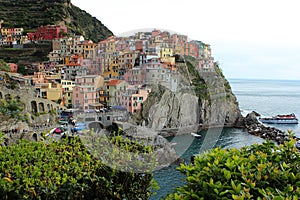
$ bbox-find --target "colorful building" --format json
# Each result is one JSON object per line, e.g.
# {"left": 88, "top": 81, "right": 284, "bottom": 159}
{"left": 28, "top": 25, "right": 68, "bottom": 41}
{"left": 61, "top": 80, "right": 75, "bottom": 108}
{"left": 106, "top": 79, "right": 128, "bottom": 106}
{"left": 118, "top": 51, "right": 138, "bottom": 79}
{"left": 120, "top": 85, "right": 151, "bottom": 113}
{"left": 72, "top": 75, "right": 104, "bottom": 111}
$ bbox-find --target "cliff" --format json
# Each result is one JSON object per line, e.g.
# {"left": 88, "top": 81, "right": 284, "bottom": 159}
{"left": 0, "top": 0, "right": 113, "bottom": 42}
{"left": 131, "top": 56, "right": 244, "bottom": 136}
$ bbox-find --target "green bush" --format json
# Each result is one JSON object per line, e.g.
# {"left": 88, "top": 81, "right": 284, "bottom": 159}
{"left": 166, "top": 136, "right": 300, "bottom": 200}
{"left": 0, "top": 97, "right": 25, "bottom": 119}
{"left": 0, "top": 136, "right": 156, "bottom": 199}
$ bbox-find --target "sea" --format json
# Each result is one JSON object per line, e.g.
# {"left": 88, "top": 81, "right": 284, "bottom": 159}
{"left": 149, "top": 78, "right": 300, "bottom": 200}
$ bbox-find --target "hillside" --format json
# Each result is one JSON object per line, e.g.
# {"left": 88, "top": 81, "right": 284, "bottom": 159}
{"left": 0, "top": 0, "right": 113, "bottom": 42}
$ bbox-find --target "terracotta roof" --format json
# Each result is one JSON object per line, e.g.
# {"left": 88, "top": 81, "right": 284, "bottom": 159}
{"left": 107, "top": 79, "right": 123, "bottom": 86}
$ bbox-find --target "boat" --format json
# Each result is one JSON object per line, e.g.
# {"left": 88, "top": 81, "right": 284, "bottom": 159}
{"left": 191, "top": 132, "right": 202, "bottom": 138}
{"left": 259, "top": 113, "right": 298, "bottom": 124}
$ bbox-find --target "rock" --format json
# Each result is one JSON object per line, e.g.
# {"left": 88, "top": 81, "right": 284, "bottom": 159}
{"left": 118, "top": 122, "right": 179, "bottom": 168}
{"left": 244, "top": 111, "right": 260, "bottom": 125}
{"left": 244, "top": 111, "right": 299, "bottom": 145}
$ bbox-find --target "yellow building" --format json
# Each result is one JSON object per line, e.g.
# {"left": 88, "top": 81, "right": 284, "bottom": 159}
{"left": 204, "top": 44, "right": 212, "bottom": 58}
{"left": 161, "top": 56, "right": 175, "bottom": 65}
{"left": 98, "top": 36, "right": 117, "bottom": 76}
{"left": 79, "top": 40, "right": 97, "bottom": 59}
{"left": 160, "top": 47, "right": 173, "bottom": 58}
{"left": 103, "top": 56, "right": 119, "bottom": 79}
{"left": 46, "top": 83, "right": 62, "bottom": 103}
{"left": 61, "top": 80, "right": 75, "bottom": 108}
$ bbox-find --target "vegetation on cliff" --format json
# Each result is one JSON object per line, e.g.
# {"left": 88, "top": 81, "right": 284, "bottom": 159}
{"left": 166, "top": 135, "right": 300, "bottom": 199}
{"left": 0, "top": 97, "right": 25, "bottom": 121}
{"left": 0, "top": 59, "right": 10, "bottom": 72}
{"left": 0, "top": 0, "right": 113, "bottom": 42}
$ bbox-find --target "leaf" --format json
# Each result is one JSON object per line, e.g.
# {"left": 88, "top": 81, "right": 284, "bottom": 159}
{"left": 3, "top": 177, "right": 13, "bottom": 183}
{"left": 214, "top": 188, "right": 219, "bottom": 194}
{"left": 231, "top": 180, "right": 236, "bottom": 190}
{"left": 219, "top": 190, "right": 231, "bottom": 196}
{"left": 224, "top": 169, "right": 231, "bottom": 180}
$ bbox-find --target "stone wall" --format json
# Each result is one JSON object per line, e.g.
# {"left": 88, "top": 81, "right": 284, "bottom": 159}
{"left": 0, "top": 85, "right": 66, "bottom": 114}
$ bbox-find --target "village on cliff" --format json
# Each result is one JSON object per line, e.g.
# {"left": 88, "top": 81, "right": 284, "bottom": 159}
{"left": 0, "top": 23, "right": 215, "bottom": 116}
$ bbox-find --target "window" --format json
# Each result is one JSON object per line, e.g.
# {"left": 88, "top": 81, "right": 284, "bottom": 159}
{"left": 107, "top": 116, "right": 110, "bottom": 120}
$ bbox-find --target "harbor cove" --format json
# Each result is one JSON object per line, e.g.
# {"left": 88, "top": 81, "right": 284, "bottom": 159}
{"left": 1, "top": 0, "right": 300, "bottom": 199}
{"left": 151, "top": 78, "right": 300, "bottom": 199}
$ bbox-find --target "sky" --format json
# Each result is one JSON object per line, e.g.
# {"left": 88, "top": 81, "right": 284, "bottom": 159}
{"left": 71, "top": 0, "right": 300, "bottom": 80}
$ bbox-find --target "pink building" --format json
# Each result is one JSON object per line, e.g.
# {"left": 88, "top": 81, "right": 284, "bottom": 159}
{"left": 151, "top": 29, "right": 161, "bottom": 37}
{"left": 120, "top": 85, "right": 151, "bottom": 113}
{"left": 116, "top": 38, "right": 130, "bottom": 52}
{"left": 123, "top": 67, "right": 144, "bottom": 85}
{"left": 72, "top": 75, "right": 104, "bottom": 111}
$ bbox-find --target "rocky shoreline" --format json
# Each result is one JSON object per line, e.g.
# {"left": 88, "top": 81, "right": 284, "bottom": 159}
{"left": 244, "top": 111, "right": 299, "bottom": 145}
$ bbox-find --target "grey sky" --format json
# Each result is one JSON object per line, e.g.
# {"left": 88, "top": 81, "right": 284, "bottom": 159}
{"left": 72, "top": 0, "right": 300, "bottom": 80}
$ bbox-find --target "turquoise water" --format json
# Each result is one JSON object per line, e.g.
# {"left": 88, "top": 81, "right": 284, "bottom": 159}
{"left": 150, "top": 128, "right": 265, "bottom": 199}
{"left": 150, "top": 79, "right": 300, "bottom": 199}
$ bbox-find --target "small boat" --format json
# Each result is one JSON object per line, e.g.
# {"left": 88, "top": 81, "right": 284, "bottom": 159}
{"left": 191, "top": 132, "right": 202, "bottom": 138}
{"left": 259, "top": 113, "right": 298, "bottom": 124}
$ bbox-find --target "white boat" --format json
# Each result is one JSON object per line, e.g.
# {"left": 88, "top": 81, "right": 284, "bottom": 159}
{"left": 191, "top": 132, "right": 202, "bottom": 138}
{"left": 259, "top": 113, "right": 298, "bottom": 124}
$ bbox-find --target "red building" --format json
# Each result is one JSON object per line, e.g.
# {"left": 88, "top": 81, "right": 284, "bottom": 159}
{"left": 28, "top": 25, "right": 68, "bottom": 41}
{"left": 135, "top": 40, "right": 143, "bottom": 52}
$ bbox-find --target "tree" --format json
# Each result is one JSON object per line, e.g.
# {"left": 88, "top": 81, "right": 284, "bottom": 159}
{"left": 0, "top": 135, "right": 157, "bottom": 199}
{"left": 166, "top": 134, "right": 300, "bottom": 199}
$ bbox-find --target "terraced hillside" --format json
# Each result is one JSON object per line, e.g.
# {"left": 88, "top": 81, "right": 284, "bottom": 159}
{"left": 0, "top": 0, "right": 113, "bottom": 42}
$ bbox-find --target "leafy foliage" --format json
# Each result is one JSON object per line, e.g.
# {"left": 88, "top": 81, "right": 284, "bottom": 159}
{"left": 0, "top": 59, "right": 10, "bottom": 72}
{"left": 214, "top": 62, "right": 232, "bottom": 92}
{"left": 184, "top": 56, "right": 209, "bottom": 99}
{"left": 80, "top": 130, "right": 157, "bottom": 173}
{"left": 166, "top": 135, "right": 300, "bottom": 200}
{"left": 0, "top": 136, "right": 156, "bottom": 199}
{"left": 0, "top": 96, "right": 25, "bottom": 120}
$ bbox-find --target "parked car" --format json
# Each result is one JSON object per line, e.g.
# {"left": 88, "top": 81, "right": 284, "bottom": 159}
{"left": 46, "top": 126, "right": 69, "bottom": 140}
{"left": 58, "top": 117, "right": 68, "bottom": 125}
{"left": 72, "top": 122, "right": 87, "bottom": 132}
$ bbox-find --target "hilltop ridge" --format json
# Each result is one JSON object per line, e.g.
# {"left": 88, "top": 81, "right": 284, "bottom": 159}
{"left": 0, "top": 0, "right": 113, "bottom": 42}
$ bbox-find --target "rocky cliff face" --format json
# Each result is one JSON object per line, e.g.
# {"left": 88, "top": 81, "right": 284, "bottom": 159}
{"left": 197, "top": 71, "right": 243, "bottom": 128}
{"left": 131, "top": 58, "right": 244, "bottom": 135}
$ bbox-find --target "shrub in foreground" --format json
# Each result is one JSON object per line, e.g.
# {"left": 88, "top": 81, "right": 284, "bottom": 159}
{"left": 166, "top": 136, "right": 300, "bottom": 200}
{"left": 0, "top": 136, "right": 156, "bottom": 199}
